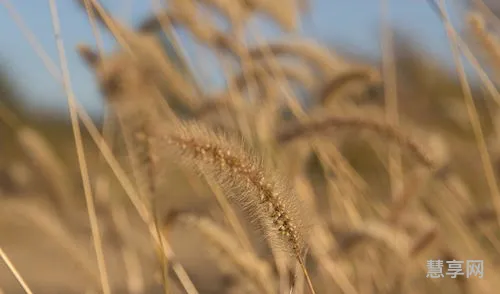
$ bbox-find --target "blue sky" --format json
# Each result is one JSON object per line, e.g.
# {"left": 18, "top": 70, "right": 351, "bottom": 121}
{"left": 0, "top": 0, "right": 465, "bottom": 118}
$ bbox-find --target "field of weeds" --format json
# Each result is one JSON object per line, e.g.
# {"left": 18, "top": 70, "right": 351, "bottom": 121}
{"left": 1, "top": 0, "right": 500, "bottom": 293}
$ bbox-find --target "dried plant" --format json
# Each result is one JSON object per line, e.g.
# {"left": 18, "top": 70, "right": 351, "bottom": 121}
{"left": 3, "top": 0, "right": 500, "bottom": 293}
{"left": 153, "top": 120, "right": 315, "bottom": 292}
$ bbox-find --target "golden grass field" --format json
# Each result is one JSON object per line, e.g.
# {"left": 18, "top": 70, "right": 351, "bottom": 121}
{"left": 2, "top": 0, "right": 500, "bottom": 293}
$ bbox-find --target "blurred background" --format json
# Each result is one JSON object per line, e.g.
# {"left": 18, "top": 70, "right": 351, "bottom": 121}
{"left": 0, "top": 0, "right": 479, "bottom": 119}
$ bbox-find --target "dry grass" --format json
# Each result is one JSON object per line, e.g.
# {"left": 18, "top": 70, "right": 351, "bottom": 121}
{"left": 2, "top": 0, "right": 500, "bottom": 293}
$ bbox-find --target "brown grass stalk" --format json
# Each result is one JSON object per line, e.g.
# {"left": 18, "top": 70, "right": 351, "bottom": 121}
{"left": 153, "top": 120, "right": 316, "bottom": 293}
{"left": 277, "top": 115, "right": 436, "bottom": 168}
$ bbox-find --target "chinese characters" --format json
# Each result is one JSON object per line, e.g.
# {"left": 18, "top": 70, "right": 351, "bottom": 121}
{"left": 426, "top": 260, "right": 484, "bottom": 279}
